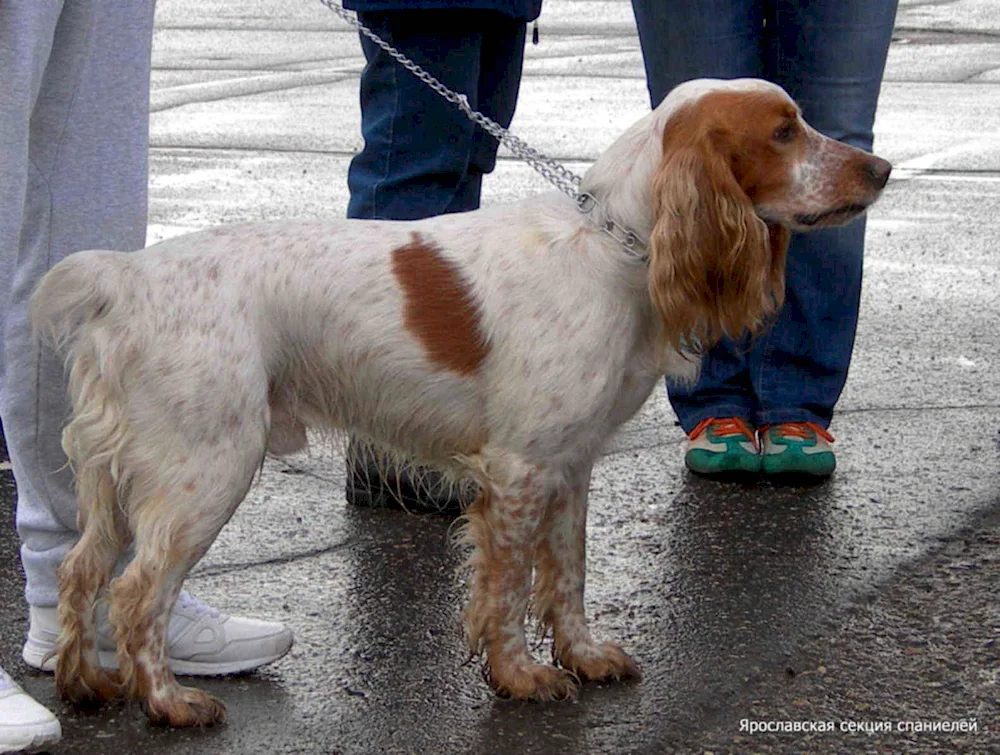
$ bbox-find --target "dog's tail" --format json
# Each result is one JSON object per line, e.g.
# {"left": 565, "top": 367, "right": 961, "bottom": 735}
{"left": 31, "top": 250, "right": 137, "bottom": 519}
{"left": 33, "top": 251, "right": 139, "bottom": 702}
{"left": 31, "top": 249, "right": 133, "bottom": 358}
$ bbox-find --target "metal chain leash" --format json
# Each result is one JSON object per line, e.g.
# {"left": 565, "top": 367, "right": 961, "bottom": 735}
{"left": 315, "top": 1, "right": 648, "bottom": 258}
{"left": 316, "top": 0, "right": 584, "bottom": 201}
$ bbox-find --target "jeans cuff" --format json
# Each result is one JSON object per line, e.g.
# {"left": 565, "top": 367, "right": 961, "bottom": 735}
{"left": 755, "top": 409, "right": 830, "bottom": 430}
{"left": 672, "top": 404, "right": 755, "bottom": 435}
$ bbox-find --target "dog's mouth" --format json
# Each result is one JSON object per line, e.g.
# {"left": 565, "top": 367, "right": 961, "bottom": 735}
{"left": 794, "top": 203, "right": 870, "bottom": 228}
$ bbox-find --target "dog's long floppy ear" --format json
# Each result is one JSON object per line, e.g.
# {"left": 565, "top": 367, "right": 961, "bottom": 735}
{"left": 647, "top": 125, "right": 788, "bottom": 352}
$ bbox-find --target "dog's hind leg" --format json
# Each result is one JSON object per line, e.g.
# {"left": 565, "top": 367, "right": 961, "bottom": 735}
{"left": 532, "top": 462, "right": 640, "bottom": 685}
{"left": 107, "top": 442, "right": 264, "bottom": 727}
{"left": 55, "top": 464, "right": 130, "bottom": 706}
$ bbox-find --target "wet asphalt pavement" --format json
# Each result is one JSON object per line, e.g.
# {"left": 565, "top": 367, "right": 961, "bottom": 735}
{"left": 1, "top": 1, "right": 999, "bottom": 753}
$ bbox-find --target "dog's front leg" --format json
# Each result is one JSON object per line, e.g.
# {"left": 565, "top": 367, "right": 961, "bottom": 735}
{"left": 462, "top": 462, "right": 579, "bottom": 701}
{"left": 534, "top": 464, "right": 640, "bottom": 684}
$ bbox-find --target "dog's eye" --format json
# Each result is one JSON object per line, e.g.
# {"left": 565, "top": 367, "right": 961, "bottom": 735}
{"left": 773, "top": 123, "right": 796, "bottom": 143}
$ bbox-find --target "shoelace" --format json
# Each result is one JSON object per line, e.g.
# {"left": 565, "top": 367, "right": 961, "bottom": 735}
{"left": 0, "top": 666, "right": 19, "bottom": 692}
{"left": 763, "top": 422, "right": 835, "bottom": 443}
{"left": 689, "top": 417, "right": 757, "bottom": 444}
{"left": 175, "top": 591, "right": 222, "bottom": 619}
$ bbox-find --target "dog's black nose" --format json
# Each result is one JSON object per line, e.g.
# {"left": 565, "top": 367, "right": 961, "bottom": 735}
{"left": 865, "top": 156, "right": 892, "bottom": 190}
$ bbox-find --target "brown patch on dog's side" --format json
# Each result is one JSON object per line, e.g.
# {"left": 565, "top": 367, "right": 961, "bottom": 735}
{"left": 391, "top": 232, "right": 489, "bottom": 375}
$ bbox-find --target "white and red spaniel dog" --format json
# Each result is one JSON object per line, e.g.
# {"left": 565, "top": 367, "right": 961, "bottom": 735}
{"left": 33, "top": 79, "right": 889, "bottom": 726}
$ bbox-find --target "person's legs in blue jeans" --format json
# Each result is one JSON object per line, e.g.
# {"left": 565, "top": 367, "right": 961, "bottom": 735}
{"left": 751, "top": 0, "right": 898, "bottom": 429}
{"left": 630, "top": 0, "right": 766, "bottom": 432}
{"left": 347, "top": 9, "right": 526, "bottom": 220}
{"left": 458, "top": 17, "right": 527, "bottom": 213}
{"left": 632, "top": 0, "right": 766, "bottom": 105}
{"left": 631, "top": 1, "right": 896, "bottom": 468}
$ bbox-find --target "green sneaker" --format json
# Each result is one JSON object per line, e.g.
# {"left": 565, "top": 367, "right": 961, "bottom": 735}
{"left": 684, "top": 417, "right": 761, "bottom": 475}
{"left": 760, "top": 422, "right": 836, "bottom": 477}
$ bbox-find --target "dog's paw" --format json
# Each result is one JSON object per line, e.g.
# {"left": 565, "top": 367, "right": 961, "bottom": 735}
{"left": 56, "top": 644, "right": 122, "bottom": 708}
{"left": 488, "top": 660, "right": 579, "bottom": 702}
{"left": 56, "top": 666, "right": 122, "bottom": 708}
{"left": 146, "top": 685, "right": 227, "bottom": 728}
{"left": 557, "top": 641, "right": 641, "bottom": 684}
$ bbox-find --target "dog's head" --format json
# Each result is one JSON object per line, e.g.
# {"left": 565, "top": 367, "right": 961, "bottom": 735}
{"left": 646, "top": 78, "right": 891, "bottom": 351}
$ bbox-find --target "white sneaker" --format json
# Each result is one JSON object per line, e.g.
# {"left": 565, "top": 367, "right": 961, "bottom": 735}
{"left": 0, "top": 665, "right": 61, "bottom": 753}
{"left": 22, "top": 591, "right": 293, "bottom": 676}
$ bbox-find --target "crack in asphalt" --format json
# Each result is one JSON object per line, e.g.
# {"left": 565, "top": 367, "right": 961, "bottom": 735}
{"left": 150, "top": 68, "right": 359, "bottom": 112}
{"left": 189, "top": 538, "right": 355, "bottom": 578}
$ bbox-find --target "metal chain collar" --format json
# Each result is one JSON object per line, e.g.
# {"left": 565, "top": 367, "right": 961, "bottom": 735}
{"left": 315, "top": 0, "right": 648, "bottom": 260}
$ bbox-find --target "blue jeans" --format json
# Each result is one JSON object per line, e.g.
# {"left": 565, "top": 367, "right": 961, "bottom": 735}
{"left": 347, "top": 9, "right": 526, "bottom": 220}
{"left": 630, "top": 0, "right": 898, "bottom": 432}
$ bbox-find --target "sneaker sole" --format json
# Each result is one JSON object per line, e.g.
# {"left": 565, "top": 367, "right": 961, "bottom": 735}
{"left": 22, "top": 635, "right": 292, "bottom": 677}
{"left": 762, "top": 455, "right": 836, "bottom": 478}
{"left": 685, "top": 451, "right": 762, "bottom": 477}
{"left": 0, "top": 722, "right": 62, "bottom": 753}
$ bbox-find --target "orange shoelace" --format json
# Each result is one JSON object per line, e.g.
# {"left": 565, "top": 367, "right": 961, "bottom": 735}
{"left": 761, "top": 421, "right": 835, "bottom": 443}
{"left": 689, "top": 416, "right": 756, "bottom": 442}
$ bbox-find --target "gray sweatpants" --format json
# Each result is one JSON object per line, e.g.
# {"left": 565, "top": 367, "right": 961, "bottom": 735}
{"left": 0, "top": 0, "right": 156, "bottom": 607}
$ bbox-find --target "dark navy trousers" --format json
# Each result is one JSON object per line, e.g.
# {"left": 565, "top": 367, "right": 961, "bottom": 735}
{"left": 347, "top": 9, "right": 527, "bottom": 220}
